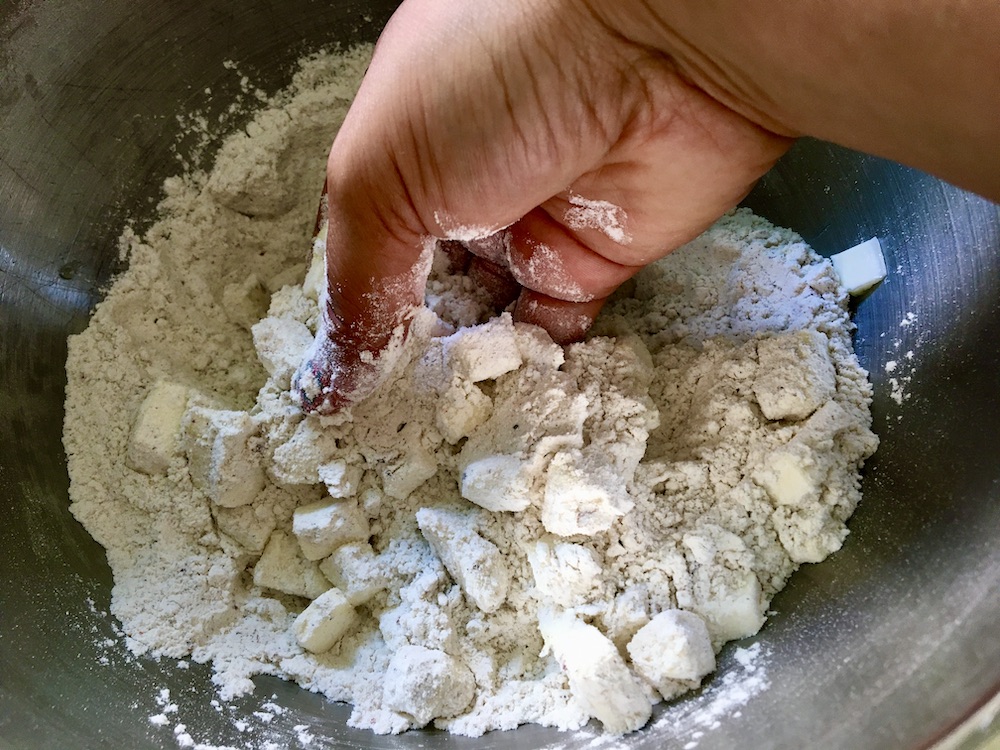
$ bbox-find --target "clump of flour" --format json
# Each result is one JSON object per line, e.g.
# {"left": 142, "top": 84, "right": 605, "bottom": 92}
{"left": 64, "top": 47, "right": 877, "bottom": 739}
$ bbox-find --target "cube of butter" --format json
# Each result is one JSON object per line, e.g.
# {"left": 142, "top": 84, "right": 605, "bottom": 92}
{"left": 252, "top": 530, "right": 330, "bottom": 599}
{"left": 443, "top": 313, "right": 522, "bottom": 382}
{"left": 319, "top": 542, "right": 385, "bottom": 605}
{"left": 382, "top": 645, "right": 476, "bottom": 726}
{"left": 831, "top": 237, "right": 887, "bottom": 296}
{"left": 754, "top": 330, "right": 836, "bottom": 422}
{"left": 292, "top": 500, "right": 369, "bottom": 561}
{"left": 182, "top": 406, "right": 264, "bottom": 507}
{"left": 293, "top": 587, "right": 357, "bottom": 653}
{"left": 416, "top": 508, "right": 510, "bottom": 613}
{"left": 627, "top": 610, "right": 715, "bottom": 700}
{"left": 251, "top": 316, "right": 314, "bottom": 384}
{"left": 126, "top": 381, "right": 190, "bottom": 476}
{"left": 537, "top": 610, "right": 651, "bottom": 735}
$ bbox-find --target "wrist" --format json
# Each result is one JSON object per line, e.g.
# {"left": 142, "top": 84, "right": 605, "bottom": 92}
{"left": 599, "top": 0, "right": 1000, "bottom": 200}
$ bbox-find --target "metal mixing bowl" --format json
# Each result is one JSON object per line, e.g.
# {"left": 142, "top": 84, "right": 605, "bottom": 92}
{"left": 2, "top": 1, "right": 998, "bottom": 748}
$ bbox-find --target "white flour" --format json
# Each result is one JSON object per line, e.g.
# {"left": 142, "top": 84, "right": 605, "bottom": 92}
{"left": 64, "top": 47, "right": 878, "bottom": 739}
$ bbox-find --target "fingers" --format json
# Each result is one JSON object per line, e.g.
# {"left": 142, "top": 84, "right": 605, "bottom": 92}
{"left": 514, "top": 292, "right": 607, "bottom": 346}
{"left": 467, "top": 256, "right": 521, "bottom": 311}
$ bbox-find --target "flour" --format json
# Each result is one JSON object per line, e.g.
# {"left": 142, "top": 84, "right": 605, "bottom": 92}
{"left": 64, "top": 46, "right": 878, "bottom": 740}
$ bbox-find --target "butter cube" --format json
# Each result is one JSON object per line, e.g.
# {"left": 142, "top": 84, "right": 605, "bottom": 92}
{"left": 127, "top": 381, "right": 190, "bottom": 476}
{"left": 541, "top": 451, "right": 627, "bottom": 536}
{"left": 537, "top": 610, "right": 651, "bottom": 735}
{"left": 443, "top": 313, "right": 522, "bottom": 382}
{"left": 694, "top": 572, "right": 765, "bottom": 644}
{"left": 382, "top": 645, "right": 476, "bottom": 726}
{"left": 317, "top": 460, "right": 363, "bottom": 499}
{"left": 293, "top": 587, "right": 357, "bottom": 653}
{"left": 253, "top": 530, "right": 330, "bottom": 599}
{"left": 270, "top": 418, "right": 338, "bottom": 485}
{"left": 755, "top": 450, "right": 818, "bottom": 507}
{"left": 627, "top": 610, "right": 715, "bottom": 700}
{"left": 319, "top": 542, "right": 385, "bottom": 605}
{"left": 416, "top": 508, "right": 510, "bottom": 613}
{"left": 292, "top": 500, "right": 369, "bottom": 561}
{"left": 182, "top": 406, "right": 264, "bottom": 507}
{"left": 212, "top": 503, "right": 276, "bottom": 554}
{"left": 754, "top": 330, "right": 837, "bottom": 421}
{"left": 436, "top": 381, "right": 492, "bottom": 444}
{"left": 528, "top": 540, "right": 603, "bottom": 608}
{"left": 459, "top": 454, "right": 532, "bottom": 512}
{"left": 379, "top": 436, "right": 438, "bottom": 501}
{"left": 831, "top": 237, "right": 887, "bottom": 295}
{"left": 251, "top": 316, "right": 314, "bottom": 384}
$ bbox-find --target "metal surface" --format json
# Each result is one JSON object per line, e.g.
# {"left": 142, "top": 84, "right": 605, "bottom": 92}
{"left": 1, "top": 1, "right": 998, "bottom": 748}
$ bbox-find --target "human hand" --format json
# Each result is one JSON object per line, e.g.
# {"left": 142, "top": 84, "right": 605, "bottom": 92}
{"left": 292, "top": 0, "right": 795, "bottom": 413}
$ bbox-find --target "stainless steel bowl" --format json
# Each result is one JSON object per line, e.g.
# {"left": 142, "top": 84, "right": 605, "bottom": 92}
{"left": 2, "top": 1, "right": 998, "bottom": 748}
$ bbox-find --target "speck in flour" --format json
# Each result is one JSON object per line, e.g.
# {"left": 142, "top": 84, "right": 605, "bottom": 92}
{"left": 64, "top": 46, "right": 878, "bottom": 739}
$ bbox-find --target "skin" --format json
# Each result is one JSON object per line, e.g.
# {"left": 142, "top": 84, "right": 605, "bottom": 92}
{"left": 293, "top": 0, "right": 1000, "bottom": 413}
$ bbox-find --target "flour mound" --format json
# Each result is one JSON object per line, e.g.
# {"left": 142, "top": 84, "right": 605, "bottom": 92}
{"left": 64, "top": 47, "right": 877, "bottom": 738}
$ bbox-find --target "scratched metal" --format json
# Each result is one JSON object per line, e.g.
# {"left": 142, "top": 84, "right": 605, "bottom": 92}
{"left": 1, "top": 2, "right": 998, "bottom": 749}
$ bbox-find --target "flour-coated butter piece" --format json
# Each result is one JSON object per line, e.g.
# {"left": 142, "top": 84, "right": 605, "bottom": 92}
{"left": 443, "top": 313, "right": 522, "bottom": 382}
{"left": 754, "top": 330, "right": 837, "bottom": 421}
{"left": 627, "top": 610, "right": 715, "bottom": 699}
{"left": 253, "top": 530, "right": 330, "bottom": 599}
{"left": 181, "top": 406, "right": 264, "bottom": 507}
{"left": 292, "top": 499, "right": 369, "bottom": 561}
{"left": 251, "top": 316, "right": 314, "bottom": 384}
{"left": 127, "top": 381, "right": 191, "bottom": 476}
{"left": 382, "top": 645, "right": 476, "bottom": 726}
{"left": 459, "top": 454, "right": 533, "bottom": 512}
{"left": 293, "top": 586, "right": 357, "bottom": 653}
{"left": 537, "top": 610, "right": 651, "bottom": 734}
{"left": 318, "top": 542, "right": 385, "bottom": 605}
{"left": 416, "top": 507, "right": 510, "bottom": 613}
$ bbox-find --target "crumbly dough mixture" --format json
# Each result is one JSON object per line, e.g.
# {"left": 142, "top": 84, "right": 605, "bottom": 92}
{"left": 64, "top": 47, "right": 878, "bottom": 737}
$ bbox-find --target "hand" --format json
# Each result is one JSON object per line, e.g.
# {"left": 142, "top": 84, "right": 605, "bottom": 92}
{"left": 292, "top": 0, "right": 791, "bottom": 412}
{"left": 293, "top": 0, "right": 1000, "bottom": 414}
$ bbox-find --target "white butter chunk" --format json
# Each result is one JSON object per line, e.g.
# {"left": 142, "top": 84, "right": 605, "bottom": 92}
{"left": 127, "top": 381, "right": 190, "bottom": 476}
{"left": 252, "top": 530, "right": 331, "bottom": 599}
{"left": 443, "top": 313, "right": 522, "bottom": 382}
{"left": 382, "top": 645, "right": 476, "bottom": 726}
{"left": 380, "top": 448, "right": 438, "bottom": 501}
{"left": 693, "top": 571, "right": 766, "bottom": 644}
{"left": 459, "top": 454, "right": 533, "bottom": 512}
{"left": 292, "top": 499, "right": 369, "bottom": 561}
{"left": 541, "top": 450, "right": 629, "bottom": 536}
{"left": 754, "top": 330, "right": 837, "bottom": 422}
{"left": 212, "top": 503, "right": 276, "bottom": 554}
{"left": 251, "top": 316, "right": 314, "bottom": 384}
{"left": 528, "top": 540, "right": 603, "bottom": 609}
{"left": 317, "top": 459, "right": 362, "bottom": 499}
{"left": 537, "top": 610, "right": 651, "bottom": 735}
{"left": 318, "top": 542, "right": 386, "bottom": 605}
{"left": 627, "top": 610, "right": 715, "bottom": 700}
{"left": 831, "top": 237, "right": 887, "bottom": 295}
{"left": 293, "top": 586, "right": 358, "bottom": 653}
{"left": 181, "top": 406, "right": 264, "bottom": 507}
{"left": 416, "top": 508, "right": 510, "bottom": 613}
